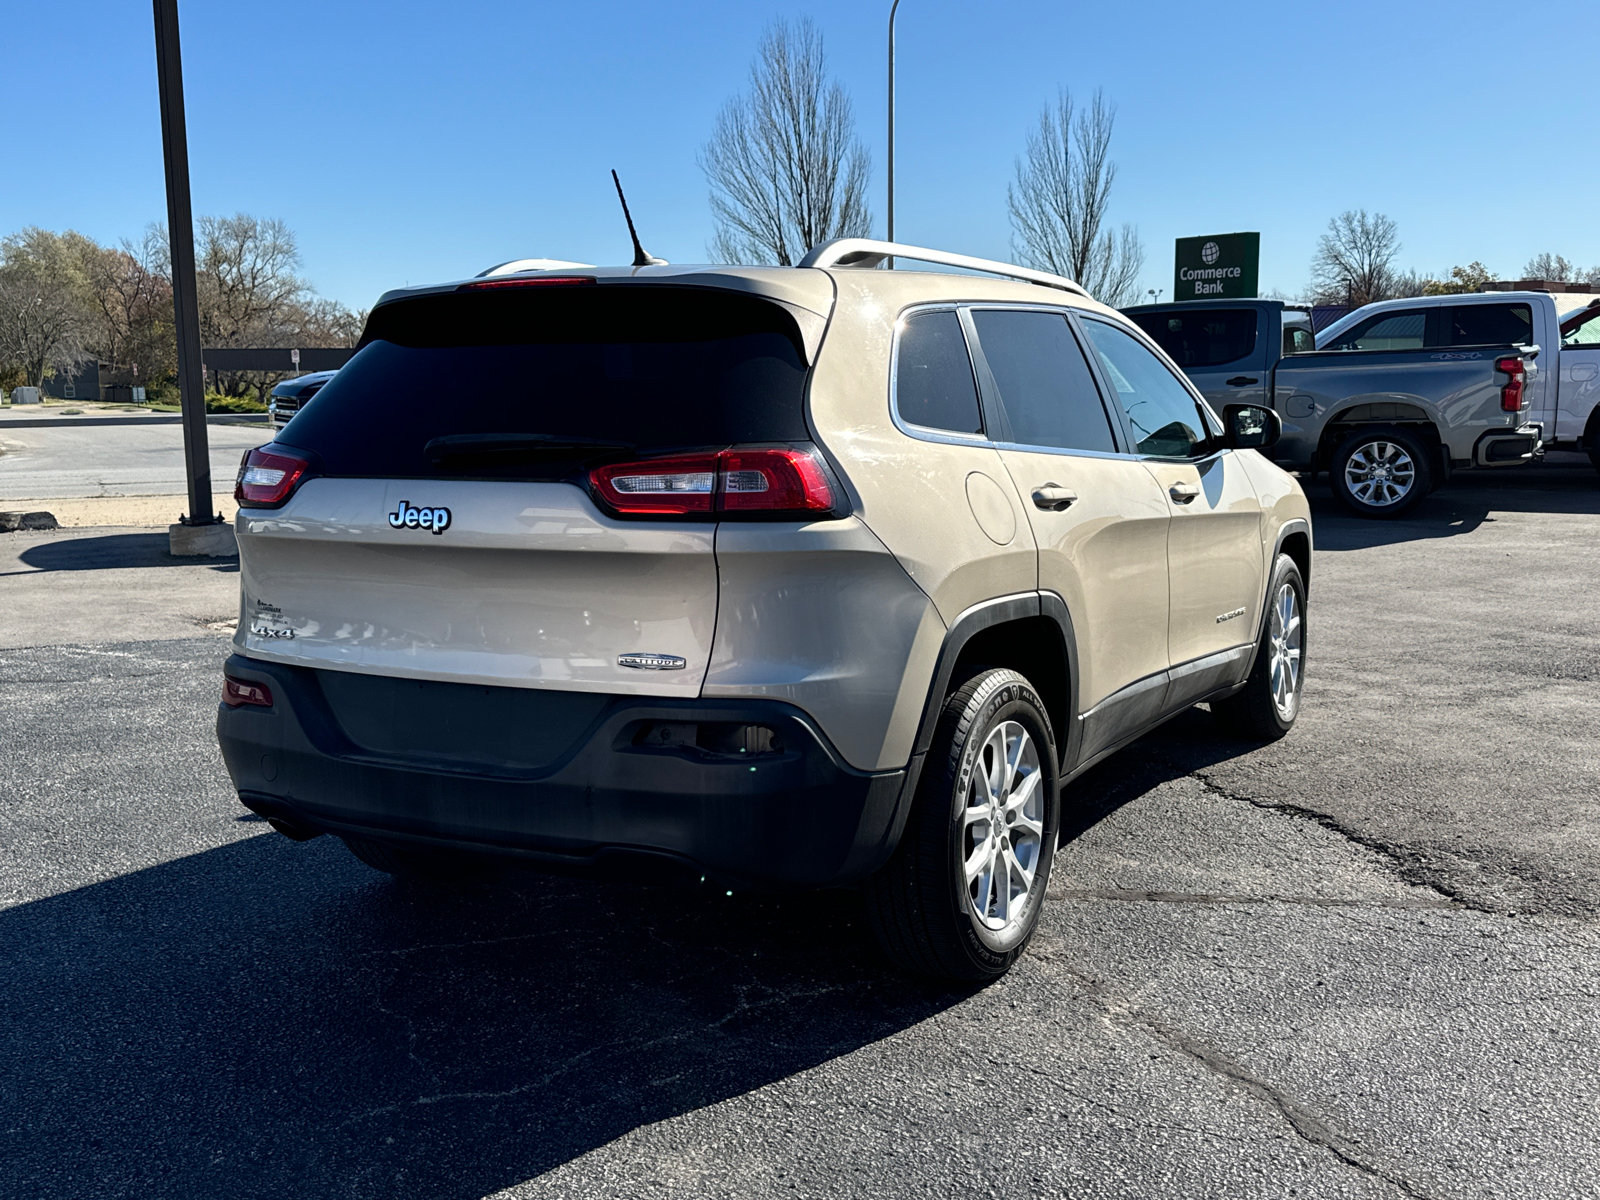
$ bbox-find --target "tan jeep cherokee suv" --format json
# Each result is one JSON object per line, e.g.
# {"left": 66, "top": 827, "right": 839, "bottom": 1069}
{"left": 218, "top": 240, "right": 1311, "bottom": 982}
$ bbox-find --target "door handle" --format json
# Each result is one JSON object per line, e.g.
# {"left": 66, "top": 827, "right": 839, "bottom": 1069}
{"left": 1226, "top": 376, "right": 1259, "bottom": 386}
{"left": 1169, "top": 482, "right": 1200, "bottom": 504}
{"left": 1031, "top": 484, "right": 1078, "bottom": 511}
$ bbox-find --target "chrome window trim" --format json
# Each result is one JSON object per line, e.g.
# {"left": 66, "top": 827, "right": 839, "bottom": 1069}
{"left": 888, "top": 302, "right": 994, "bottom": 446}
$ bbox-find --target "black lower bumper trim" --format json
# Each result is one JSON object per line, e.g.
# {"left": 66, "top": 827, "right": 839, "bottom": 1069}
{"left": 218, "top": 656, "right": 909, "bottom": 890}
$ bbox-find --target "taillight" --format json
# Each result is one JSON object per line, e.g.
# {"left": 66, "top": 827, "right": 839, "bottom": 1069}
{"left": 223, "top": 675, "right": 273, "bottom": 708}
{"left": 1496, "top": 356, "right": 1526, "bottom": 412}
{"left": 718, "top": 449, "right": 835, "bottom": 512}
{"left": 590, "top": 448, "right": 836, "bottom": 517}
{"left": 235, "top": 445, "right": 310, "bottom": 506}
{"left": 590, "top": 454, "right": 720, "bottom": 514}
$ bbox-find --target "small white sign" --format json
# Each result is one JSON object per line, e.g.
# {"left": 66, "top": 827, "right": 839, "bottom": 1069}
{"left": 290, "top": 348, "right": 301, "bottom": 366}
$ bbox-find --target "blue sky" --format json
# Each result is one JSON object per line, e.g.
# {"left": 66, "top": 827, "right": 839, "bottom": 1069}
{"left": 6, "top": 0, "right": 1591, "bottom": 310}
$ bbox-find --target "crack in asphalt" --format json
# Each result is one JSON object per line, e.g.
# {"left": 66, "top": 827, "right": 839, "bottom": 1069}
{"left": 1051, "top": 887, "right": 1458, "bottom": 911}
{"left": 1174, "top": 764, "right": 1495, "bottom": 915}
{"left": 1052, "top": 957, "right": 1452, "bottom": 1200}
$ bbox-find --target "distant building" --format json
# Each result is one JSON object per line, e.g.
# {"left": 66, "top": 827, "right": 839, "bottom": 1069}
{"left": 42, "top": 360, "right": 102, "bottom": 401}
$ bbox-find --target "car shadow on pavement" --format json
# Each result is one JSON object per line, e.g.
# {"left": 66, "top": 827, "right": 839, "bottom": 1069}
{"left": 0, "top": 832, "right": 962, "bottom": 1200}
{"left": 9, "top": 531, "right": 238, "bottom": 573}
{"left": 1060, "top": 707, "right": 1260, "bottom": 843}
{"left": 1306, "top": 461, "right": 1600, "bottom": 552}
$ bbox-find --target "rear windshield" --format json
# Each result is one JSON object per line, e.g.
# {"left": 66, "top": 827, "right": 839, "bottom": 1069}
{"left": 1128, "top": 308, "right": 1258, "bottom": 368}
{"left": 278, "top": 286, "right": 810, "bottom": 478}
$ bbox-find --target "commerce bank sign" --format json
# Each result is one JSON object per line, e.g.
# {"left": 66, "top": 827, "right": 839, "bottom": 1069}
{"left": 1174, "top": 232, "right": 1260, "bottom": 300}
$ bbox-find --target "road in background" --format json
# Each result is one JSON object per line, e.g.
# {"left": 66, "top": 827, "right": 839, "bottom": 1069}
{"left": 1, "top": 464, "right": 1597, "bottom": 1198}
{"left": 0, "top": 420, "right": 270, "bottom": 501}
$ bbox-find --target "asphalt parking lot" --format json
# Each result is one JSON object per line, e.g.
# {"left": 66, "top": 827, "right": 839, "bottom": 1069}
{"left": 2, "top": 460, "right": 1597, "bottom": 1200}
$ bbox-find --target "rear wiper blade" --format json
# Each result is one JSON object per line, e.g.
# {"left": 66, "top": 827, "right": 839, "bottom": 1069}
{"left": 424, "top": 433, "right": 634, "bottom": 462}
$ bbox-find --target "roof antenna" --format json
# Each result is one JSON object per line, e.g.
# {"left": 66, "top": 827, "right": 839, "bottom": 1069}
{"left": 611, "top": 170, "right": 667, "bottom": 268}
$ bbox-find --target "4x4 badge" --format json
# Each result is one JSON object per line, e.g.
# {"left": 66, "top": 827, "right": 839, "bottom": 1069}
{"left": 619, "top": 653, "right": 686, "bottom": 671}
{"left": 388, "top": 501, "right": 451, "bottom": 534}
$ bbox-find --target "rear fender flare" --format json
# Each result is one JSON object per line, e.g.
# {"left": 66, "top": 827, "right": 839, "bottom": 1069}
{"left": 895, "top": 592, "right": 1081, "bottom": 810}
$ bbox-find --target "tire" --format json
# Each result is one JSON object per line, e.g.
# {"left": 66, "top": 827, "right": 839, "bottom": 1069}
{"left": 866, "top": 669, "right": 1060, "bottom": 983}
{"left": 343, "top": 836, "right": 487, "bottom": 884}
{"left": 1211, "top": 553, "right": 1307, "bottom": 741}
{"left": 1330, "top": 427, "right": 1433, "bottom": 518}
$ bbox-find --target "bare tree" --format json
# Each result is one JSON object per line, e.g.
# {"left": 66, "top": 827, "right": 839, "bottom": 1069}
{"left": 700, "top": 19, "right": 872, "bottom": 265}
{"left": 196, "top": 214, "right": 308, "bottom": 348}
{"left": 0, "top": 228, "right": 95, "bottom": 388}
{"left": 1523, "top": 252, "right": 1575, "bottom": 282}
{"left": 1007, "top": 89, "right": 1145, "bottom": 307}
{"left": 1310, "top": 210, "right": 1400, "bottom": 307}
{"left": 81, "top": 226, "right": 175, "bottom": 380}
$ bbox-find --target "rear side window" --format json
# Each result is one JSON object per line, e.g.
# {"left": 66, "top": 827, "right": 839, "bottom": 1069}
{"left": 969, "top": 310, "right": 1116, "bottom": 453}
{"left": 1081, "top": 319, "right": 1211, "bottom": 458}
{"left": 1563, "top": 308, "right": 1600, "bottom": 346}
{"left": 895, "top": 310, "right": 984, "bottom": 435}
{"left": 1129, "top": 308, "right": 1258, "bottom": 367}
{"left": 1324, "top": 309, "right": 1427, "bottom": 351}
{"left": 278, "top": 287, "right": 810, "bottom": 478}
{"left": 1446, "top": 303, "right": 1532, "bottom": 346}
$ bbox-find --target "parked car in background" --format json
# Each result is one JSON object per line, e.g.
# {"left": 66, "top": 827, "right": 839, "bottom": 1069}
{"left": 220, "top": 240, "right": 1311, "bottom": 982}
{"left": 1127, "top": 294, "right": 1556, "bottom": 517}
{"left": 1122, "top": 299, "right": 1314, "bottom": 414}
{"left": 268, "top": 370, "right": 337, "bottom": 430}
{"left": 1556, "top": 299, "right": 1600, "bottom": 473}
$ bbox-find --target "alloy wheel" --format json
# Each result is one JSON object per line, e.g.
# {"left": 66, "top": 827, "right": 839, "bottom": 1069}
{"left": 1344, "top": 440, "right": 1416, "bottom": 507}
{"left": 961, "top": 721, "right": 1044, "bottom": 932}
{"left": 1269, "top": 582, "right": 1303, "bottom": 720}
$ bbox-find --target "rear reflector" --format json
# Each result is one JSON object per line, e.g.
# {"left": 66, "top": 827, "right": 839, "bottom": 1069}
{"left": 236, "top": 445, "right": 310, "bottom": 506}
{"left": 590, "top": 448, "right": 835, "bottom": 516}
{"left": 1496, "top": 356, "right": 1526, "bottom": 412}
{"left": 223, "top": 675, "right": 274, "bottom": 708}
{"left": 458, "top": 277, "right": 596, "bottom": 290}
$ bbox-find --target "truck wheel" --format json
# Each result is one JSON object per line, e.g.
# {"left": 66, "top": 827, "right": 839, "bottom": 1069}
{"left": 343, "top": 836, "right": 487, "bottom": 883}
{"left": 1212, "top": 554, "right": 1306, "bottom": 741}
{"left": 1330, "top": 428, "right": 1432, "bottom": 518}
{"left": 866, "top": 669, "right": 1060, "bottom": 983}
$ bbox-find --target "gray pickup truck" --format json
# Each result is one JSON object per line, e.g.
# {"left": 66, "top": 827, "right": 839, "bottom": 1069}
{"left": 1124, "top": 297, "right": 1544, "bottom": 517}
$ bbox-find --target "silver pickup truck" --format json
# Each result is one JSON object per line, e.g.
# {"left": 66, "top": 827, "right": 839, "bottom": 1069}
{"left": 1125, "top": 296, "right": 1554, "bottom": 517}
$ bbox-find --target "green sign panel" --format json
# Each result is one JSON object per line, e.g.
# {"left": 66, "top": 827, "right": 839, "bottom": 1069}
{"left": 1174, "top": 232, "right": 1260, "bottom": 300}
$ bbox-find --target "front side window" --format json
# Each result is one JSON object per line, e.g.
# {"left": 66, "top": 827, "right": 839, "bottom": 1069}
{"left": 969, "top": 310, "right": 1117, "bottom": 453}
{"left": 1081, "top": 319, "right": 1211, "bottom": 458}
{"left": 1128, "top": 308, "right": 1258, "bottom": 367}
{"left": 894, "top": 310, "right": 984, "bottom": 435}
{"left": 1324, "top": 308, "right": 1428, "bottom": 351}
{"left": 1284, "top": 326, "right": 1315, "bottom": 355}
{"left": 1446, "top": 303, "right": 1532, "bottom": 347}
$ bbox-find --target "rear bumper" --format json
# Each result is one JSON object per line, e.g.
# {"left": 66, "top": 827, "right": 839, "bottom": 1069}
{"left": 216, "top": 655, "right": 909, "bottom": 890}
{"left": 1474, "top": 424, "right": 1542, "bottom": 467}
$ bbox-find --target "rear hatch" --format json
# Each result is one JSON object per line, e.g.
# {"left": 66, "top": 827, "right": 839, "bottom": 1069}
{"left": 234, "top": 282, "right": 821, "bottom": 697}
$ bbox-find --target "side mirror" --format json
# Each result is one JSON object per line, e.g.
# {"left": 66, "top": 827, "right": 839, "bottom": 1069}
{"left": 1223, "top": 403, "right": 1281, "bottom": 451}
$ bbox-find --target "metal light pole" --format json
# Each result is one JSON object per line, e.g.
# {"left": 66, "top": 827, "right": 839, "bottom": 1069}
{"left": 887, "top": 0, "right": 901, "bottom": 266}
{"left": 152, "top": 0, "right": 219, "bottom": 537}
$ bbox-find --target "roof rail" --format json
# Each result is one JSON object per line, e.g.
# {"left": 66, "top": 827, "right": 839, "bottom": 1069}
{"left": 477, "top": 258, "right": 595, "bottom": 278}
{"left": 798, "top": 238, "right": 1091, "bottom": 299}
